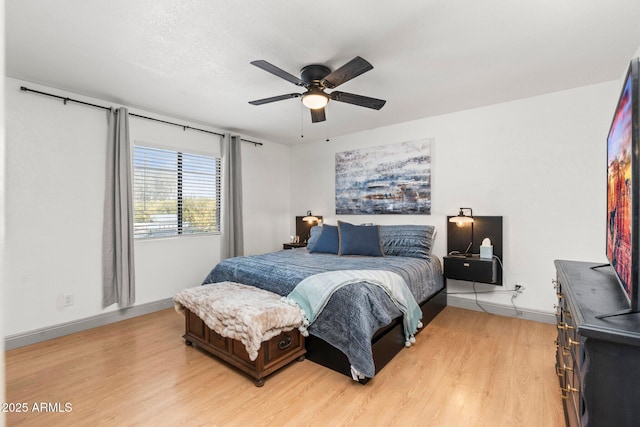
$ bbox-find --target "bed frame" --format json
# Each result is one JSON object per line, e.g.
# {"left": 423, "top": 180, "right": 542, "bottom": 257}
{"left": 305, "top": 286, "right": 447, "bottom": 383}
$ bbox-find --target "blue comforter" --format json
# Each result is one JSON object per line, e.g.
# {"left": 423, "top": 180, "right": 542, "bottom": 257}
{"left": 202, "top": 248, "right": 443, "bottom": 378}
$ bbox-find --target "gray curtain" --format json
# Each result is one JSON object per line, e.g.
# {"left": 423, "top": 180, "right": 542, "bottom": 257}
{"left": 221, "top": 134, "right": 244, "bottom": 259}
{"left": 102, "top": 107, "right": 135, "bottom": 308}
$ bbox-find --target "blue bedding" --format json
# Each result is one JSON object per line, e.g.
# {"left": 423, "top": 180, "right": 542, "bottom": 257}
{"left": 202, "top": 248, "right": 444, "bottom": 378}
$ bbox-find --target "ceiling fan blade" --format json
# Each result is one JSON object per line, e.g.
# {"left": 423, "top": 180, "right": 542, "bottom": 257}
{"left": 250, "top": 60, "right": 308, "bottom": 87}
{"left": 249, "top": 93, "right": 300, "bottom": 105}
{"left": 321, "top": 56, "right": 374, "bottom": 89}
{"left": 329, "top": 91, "right": 386, "bottom": 110}
{"left": 310, "top": 107, "right": 326, "bottom": 123}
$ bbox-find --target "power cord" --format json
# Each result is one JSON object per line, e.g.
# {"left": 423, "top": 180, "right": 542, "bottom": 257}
{"left": 511, "top": 289, "right": 524, "bottom": 317}
{"left": 446, "top": 254, "right": 523, "bottom": 318}
{"left": 494, "top": 255, "right": 523, "bottom": 317}
{"left": 472, "top": 281, "right": 490, "bottom": 314}
{"left": 446, "top": 289, "right": 515, "bottom": 295}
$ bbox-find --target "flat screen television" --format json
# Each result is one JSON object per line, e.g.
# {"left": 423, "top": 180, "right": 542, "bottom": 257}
{"left": 604, "top": 57, "right": 640, "bottom": 317}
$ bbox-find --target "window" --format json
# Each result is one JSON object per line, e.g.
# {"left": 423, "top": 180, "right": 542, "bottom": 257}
{"left": 133, "top": 145, "right": 221, "bottom": 238}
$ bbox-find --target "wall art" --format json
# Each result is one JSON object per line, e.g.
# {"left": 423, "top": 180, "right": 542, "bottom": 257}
{"left": 335, "top": 139, "right": 432, "bottom": 215}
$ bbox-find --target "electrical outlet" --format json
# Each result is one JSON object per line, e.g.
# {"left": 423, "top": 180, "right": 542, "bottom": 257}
{"left": 63, "top": 293, "right": 74, "bottom": 307}
{"left": 512, "top": 284, "right": 525, "bottom": 300}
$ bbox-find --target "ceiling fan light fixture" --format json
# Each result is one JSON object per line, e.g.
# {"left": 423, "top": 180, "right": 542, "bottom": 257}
{"left": 302, "top": 92, "right": 329, "bottom": 109}
{"left": 249, "top": 57, "right": 384, "bottom": 122}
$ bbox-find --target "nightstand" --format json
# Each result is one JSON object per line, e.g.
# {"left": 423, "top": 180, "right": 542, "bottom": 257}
{"left": 283, "top": 242, "right": 307, "bottom": 250}
{"left": 443, "top": 255, "right": 500, "bottom": 285}
{"left": 446, "top": 215, "right": 503, "bottom": 286}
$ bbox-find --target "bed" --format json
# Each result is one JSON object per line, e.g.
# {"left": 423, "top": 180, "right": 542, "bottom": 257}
{"left": 201, "top": 223, "right": 446, "bottom": 381}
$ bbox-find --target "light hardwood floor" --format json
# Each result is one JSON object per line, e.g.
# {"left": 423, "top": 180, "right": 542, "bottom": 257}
{"left": 5, "top": 306, "right": 564, "bottom": 427}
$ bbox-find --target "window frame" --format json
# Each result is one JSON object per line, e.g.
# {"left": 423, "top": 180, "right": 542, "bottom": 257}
{"left": 132, "top": 143, "right": 221, "bottom": 239}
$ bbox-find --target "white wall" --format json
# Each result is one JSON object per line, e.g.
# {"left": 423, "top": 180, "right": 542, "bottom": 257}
{"left": 3, "top": 77, "right": 290, "bottom": 336}
{"left": 0, "top": 7, "right": 6, "bottom": 423}
{"left": 291, "top": 80, "right": 620, "bottom": 315}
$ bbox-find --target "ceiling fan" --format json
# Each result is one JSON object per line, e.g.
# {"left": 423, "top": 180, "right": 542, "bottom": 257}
{"left": 248, "top": 56, "right": 386, "bottom": 123}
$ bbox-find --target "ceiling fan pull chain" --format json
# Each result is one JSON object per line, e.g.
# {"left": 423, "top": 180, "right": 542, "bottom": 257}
{"left": 300, "top": 102, "right": 304, "bottom": 139}
{"left": 325, "top": 105, "right": 330, "bottom": 142}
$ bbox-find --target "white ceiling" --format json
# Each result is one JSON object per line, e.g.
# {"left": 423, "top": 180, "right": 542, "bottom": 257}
{"left": 6, "top": 0, "right": 640, "bottom": 145}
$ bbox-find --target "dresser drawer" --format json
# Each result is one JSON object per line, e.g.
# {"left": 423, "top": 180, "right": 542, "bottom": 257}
{"left": 554, "top": 275, "right": 581, "bottom": 427}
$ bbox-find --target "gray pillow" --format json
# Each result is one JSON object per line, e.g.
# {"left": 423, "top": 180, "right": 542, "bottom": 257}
{"left": 306, "top": 225, "right": 323, "bottom": 251}
{"left": 379, "top": 225, "right": 436, "bottom": 259}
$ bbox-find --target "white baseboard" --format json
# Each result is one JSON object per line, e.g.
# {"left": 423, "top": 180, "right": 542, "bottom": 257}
{"left": 446, "top": 295, "right": 556, "bottom": 324}
{"left": 4, "top": 298, "right": 175, "bottom": 350}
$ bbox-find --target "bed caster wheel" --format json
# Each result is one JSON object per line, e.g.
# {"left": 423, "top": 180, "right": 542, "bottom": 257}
{"left": 254, "top": 378, "right": 265, "bottom": 387}
{"left": 184, "top": 339, "right": 193, "bottom": 347}
{"left": 297, "top": 355, "right": 305, "bottom": 362}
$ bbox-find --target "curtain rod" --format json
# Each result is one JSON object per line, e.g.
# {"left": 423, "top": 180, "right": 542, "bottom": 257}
{"left": 19, "top": 86, "right": 263, "bottom": 146}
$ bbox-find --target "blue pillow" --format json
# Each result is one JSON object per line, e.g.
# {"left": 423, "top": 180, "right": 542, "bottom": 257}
{"left": 308, "top": 225, "right": 339, "bottom": 254}
{"left": 337, "top": 221, "right": 384, "bottom": 257}
{"left": 379, "top": 225, "right": 436, "bottom": 259}
{"left": 306, "top": 225, "right": 323, "bottom": 251}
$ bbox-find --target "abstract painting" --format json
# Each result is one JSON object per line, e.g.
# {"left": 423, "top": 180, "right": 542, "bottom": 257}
{"left": 335, "top": 139, "right": 432, "bottom": 215}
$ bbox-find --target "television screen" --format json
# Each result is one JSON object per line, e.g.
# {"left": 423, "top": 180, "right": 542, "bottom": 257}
{"left": 606, "top": 58, "right": 640, "bottom": 312}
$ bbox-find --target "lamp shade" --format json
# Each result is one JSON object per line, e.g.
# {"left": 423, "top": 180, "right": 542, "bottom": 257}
{"left": 449, "top": 216, "right": 474, "bottom": 226}
{"left": 449, "top": 207, "right": 474, "bottom": 226}
{"left": 302, "top": 92, "right": 329, "bottom": 109}
{"left": 302, "top": 210, "right": 319, "bottom": 222}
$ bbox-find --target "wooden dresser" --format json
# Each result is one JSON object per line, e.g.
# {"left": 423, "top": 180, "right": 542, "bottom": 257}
{"left": 554, "top": 260, "right": 640, "bottom": 427}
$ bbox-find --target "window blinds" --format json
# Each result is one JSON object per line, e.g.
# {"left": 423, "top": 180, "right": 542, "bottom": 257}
{"left": 133, "top": 145, "right": 221, "bottom": 238}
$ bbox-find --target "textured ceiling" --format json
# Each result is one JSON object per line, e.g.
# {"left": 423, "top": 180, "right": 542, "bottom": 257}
{"left": 6, "top": 0, "right": 640, "bottom": 145}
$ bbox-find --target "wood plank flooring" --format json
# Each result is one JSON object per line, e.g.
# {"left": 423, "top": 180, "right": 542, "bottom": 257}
{"left": 5, "top": 306, "right": 564, "bottom": 426}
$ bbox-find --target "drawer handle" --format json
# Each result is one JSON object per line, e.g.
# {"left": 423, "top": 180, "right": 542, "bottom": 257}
{"left": 557, "top": 322, "right": 574, "bottom": 331}
{"left": 561, "top": 385, "right": 579, "bottom": 395}
{"left": 557, "top": 293, "right": 564, "bottom": 299}
{"left": 556, "top": 364, "right": 573, "bottom": 375}
{"left": 561, "top": 385, "right": 579, "bottom": 400}
{"left": 278, "top": 335, "right": 292, "bottom": 350}
{"left": 555, "top": 365, "right": 563, "bottom": 377}
{"left": 569, "top": 338, "right": 580, "bottom": 348}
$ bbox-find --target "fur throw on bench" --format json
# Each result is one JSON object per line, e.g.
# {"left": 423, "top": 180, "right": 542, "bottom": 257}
{"left": 174, "top": 282, "right": 305, "bottom": 361}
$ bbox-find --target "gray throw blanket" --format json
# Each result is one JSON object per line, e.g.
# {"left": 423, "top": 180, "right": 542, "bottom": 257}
{"left": 286, "top": 269, "right": 424, "bottom": 380}
{"left": 287, "top": 270, "right": 422, "bottom": 342}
